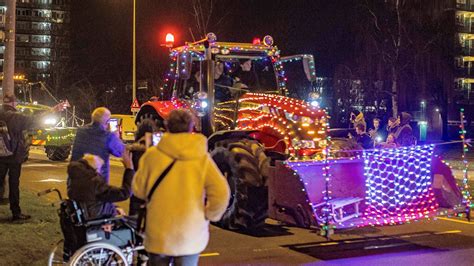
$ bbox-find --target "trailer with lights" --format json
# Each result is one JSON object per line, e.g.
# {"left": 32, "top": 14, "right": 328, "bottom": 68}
{"left": 17, "top": 102, "right": 77, "bottom": 161}
{"left": 136, "top": 33, "right": 469, "bottom": 235}
{"left": 10, "top": 78, "right": 80, "bottom": 162}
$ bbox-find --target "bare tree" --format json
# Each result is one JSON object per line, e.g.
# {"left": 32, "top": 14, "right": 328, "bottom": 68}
{"left": 188, "top": 0, "right": 232, "bottom": 39}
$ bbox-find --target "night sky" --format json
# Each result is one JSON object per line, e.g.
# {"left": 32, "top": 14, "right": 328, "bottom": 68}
{"left": 71, "top": 0, "right": 356, "bottom": 83}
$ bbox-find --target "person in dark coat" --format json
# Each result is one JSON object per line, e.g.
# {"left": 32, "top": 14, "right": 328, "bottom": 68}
{"left": 63, "top": 152, "right": 133, "bottom": 260}
{"left": 0, "top": 95, "right": 65, "bottom": 221}
{"left": 233, "top": 59, "right": 257, "bottom": 89}
{"left": 126, "top": 118, "right": 159, "bottom": 216}
{"left": 386, "top": 117, "right": 399, "bottom": 135}
{"left": 67, "top": 152, "right": 134, "bottom": 220}
{"left": 394, "top": 112, "right": 416, "bottom": 146}
{"left": 71, "top": 107, "right": 124, "bottom": 182}
{"left": 214, "top": 61, "right": 233, "bottom": 102}
{"left": 354, "top": 123, "right": 373, "bottom": 149}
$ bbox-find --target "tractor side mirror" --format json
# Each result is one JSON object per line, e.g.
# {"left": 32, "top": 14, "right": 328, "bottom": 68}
{"left": 178, "top": 52, "right": 192, "bottom": 80}
{"left": 302, "top": 55, "right": 316, "bottom": 82}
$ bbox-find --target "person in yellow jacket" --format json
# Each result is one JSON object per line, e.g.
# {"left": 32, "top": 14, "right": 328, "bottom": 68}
{"left": 132, "top": 109, "right": 230, "bottom": 266}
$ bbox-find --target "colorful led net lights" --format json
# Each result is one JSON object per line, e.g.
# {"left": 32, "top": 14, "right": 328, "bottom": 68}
{"left": 362, "top": 144, "right": 438, "bottom": 225}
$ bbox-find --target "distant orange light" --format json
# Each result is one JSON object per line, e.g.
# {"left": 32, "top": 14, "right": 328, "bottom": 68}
{"left": 165, "top": 33, "right": 175, "bottom": 44}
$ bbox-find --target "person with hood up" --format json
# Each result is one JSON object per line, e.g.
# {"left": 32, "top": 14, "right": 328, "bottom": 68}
{"left": 394, "top": 112, "right": 416, "bottom": 146}
{"left": 65, "top": 152, "right": 133, "bottom": 259}
{"left": 67, "top": 152, "right": 134, "bottom": 220}
{"left": 132, "top": 109, "right": 230, "bottom": 266}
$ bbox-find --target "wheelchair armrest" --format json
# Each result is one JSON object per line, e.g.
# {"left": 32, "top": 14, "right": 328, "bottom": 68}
{"left": 85, "top": 215, "right": 124, "bottom": 226}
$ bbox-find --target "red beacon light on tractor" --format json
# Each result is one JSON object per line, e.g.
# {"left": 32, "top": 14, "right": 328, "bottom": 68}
{"left": 164, "top": 33, "right": 175, "bottom": 48}
{"left": 252, "top": 37, "right": 261, "bottom": 45}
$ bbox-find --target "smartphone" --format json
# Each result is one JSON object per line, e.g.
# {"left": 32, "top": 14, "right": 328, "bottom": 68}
{"left": 108, "top": 118, "right": 119, "bottom": 132}
{"left": 152, "top": 132, "right": 162, "bottom": 146}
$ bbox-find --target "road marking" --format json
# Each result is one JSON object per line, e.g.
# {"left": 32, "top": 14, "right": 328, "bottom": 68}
{"left": 438, "top": 217, "right": 474, "bottom": 225}
{"left": 290, "top": 230, "right": 463, "bottom": 249}
{"left": 433, "top": 230, "right": 462, "bottom": 234}
{"left": 35, "top": 178, "right": 65, "bottom": 183}
{"left": 23, "top": 163, "right": 57, "bottom": 167}
{"left": 364, "top": 242, "right": 411, "bottom": 250}
{"left": 199, "top": 252, "right": 219, "bottom": 257}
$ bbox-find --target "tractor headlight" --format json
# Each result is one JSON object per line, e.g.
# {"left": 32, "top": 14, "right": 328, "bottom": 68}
{"left": 193, "top": 92, "right": 209, "bottom": 117}
{"left": 308, "top": 92, "right": 320, "bottom": 108}
{"left": 44, "top": 117, "right": 57, "bottom": 126}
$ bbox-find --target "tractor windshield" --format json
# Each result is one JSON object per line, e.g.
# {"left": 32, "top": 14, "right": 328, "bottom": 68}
{"left": 174, "top": 54, "right": 278, "bottom": 101}
{"left": 218, "top": 56, "right": 278, "bottom": 93}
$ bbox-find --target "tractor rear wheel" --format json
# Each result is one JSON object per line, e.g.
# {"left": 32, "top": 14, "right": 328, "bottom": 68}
{"left": 211, "top": 139, "right": 270, "bottom": 231}
{"left": 45, "top": 145, "right": 71, "bottom": 161}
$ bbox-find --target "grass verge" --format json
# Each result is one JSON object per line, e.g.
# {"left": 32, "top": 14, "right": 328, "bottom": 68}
{"left": 0, "top": 190, "right": 61, "bottom": 266}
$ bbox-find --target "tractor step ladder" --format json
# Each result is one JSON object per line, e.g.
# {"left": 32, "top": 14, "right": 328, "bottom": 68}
{"left": 315, "top": 197, "right": 363, "bottom": 223}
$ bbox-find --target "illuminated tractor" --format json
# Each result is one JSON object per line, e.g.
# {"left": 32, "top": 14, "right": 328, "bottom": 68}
{"left": 136, "top": 33, "right": 326, "bottom": 230}
{"left": 16, "top": 103, "right": 75, "bottom": 161}
{"left": 3, "top": 76, "right": 78, "bottom": 162}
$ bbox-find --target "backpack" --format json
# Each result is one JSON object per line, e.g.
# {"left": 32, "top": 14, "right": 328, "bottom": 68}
{"left": 0, "top": 120, "right": 13, "bottom": 157}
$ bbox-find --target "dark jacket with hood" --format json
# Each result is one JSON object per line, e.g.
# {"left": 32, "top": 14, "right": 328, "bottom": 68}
{"left": 67, "top": 159, "right": 133, "bottom": 220}
{"left": 394, "top": 112, "right": 416, "bottom": 146}
{"left": 0, "top": 104, "right": 38, "bottom": 163}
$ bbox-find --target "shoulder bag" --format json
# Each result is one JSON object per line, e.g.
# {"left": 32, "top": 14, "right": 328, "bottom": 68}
{"left": 136, "top": 159, "right": 176, "bottom": 234}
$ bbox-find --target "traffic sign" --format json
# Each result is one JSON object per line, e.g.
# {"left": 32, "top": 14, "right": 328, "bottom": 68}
{"left": 131, "top": 98, "right": 140, "bottom": 113}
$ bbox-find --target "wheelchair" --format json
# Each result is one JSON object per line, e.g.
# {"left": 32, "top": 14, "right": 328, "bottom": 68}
{"left": 38, "top": 188, "right": 146, "bottom": 266}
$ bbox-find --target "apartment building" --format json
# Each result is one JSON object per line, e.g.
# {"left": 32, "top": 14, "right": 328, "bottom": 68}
{"left": 0, "top": 0, "right": 70, "bottom": 82}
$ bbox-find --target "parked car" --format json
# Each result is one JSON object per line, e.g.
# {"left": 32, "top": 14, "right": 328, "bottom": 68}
{"left": 109, "top": 114, "right": 136, "bottom": 143}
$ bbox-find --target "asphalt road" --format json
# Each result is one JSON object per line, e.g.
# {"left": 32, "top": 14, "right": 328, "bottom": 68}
{"left": 17, "top": 148, "right": 474, "bottom": 265}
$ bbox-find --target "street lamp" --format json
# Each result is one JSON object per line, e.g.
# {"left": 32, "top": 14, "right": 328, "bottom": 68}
{"left": 132, "top": 0, "right": 137, "bottom": 112}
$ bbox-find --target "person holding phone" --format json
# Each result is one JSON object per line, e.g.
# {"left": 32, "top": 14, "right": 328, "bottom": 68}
{"left": 126, "top": 118, "right": 159, "bottom": 216}
{"left": 71, "top": 107, "right": 124, "bottom": 182}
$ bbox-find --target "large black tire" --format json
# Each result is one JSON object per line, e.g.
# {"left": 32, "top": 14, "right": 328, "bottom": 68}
{"left": 211, "top": 139, "right": 270, "bottom": 231}
{"left": 45, "top": 145, "right": 71, "bottom": 161}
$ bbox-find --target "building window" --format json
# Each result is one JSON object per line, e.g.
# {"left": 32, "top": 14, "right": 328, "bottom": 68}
{"left": 33, "top": 9, "right": 51, "bottom": 18}
{"left": 32, "top": 48, "right": 51, "bottom": 56}
{"left": 31, "top": 61, "right": 50, "bottom": 69}
{"left": 15, "top": 60, "right": 26, "bottom": 69}
{"left": 32, "top": 22, "right": 51, "bottom": 30}
{"left": 16, "top": 47, "right": 29, "bottom": 56}
{"left": 17, "top": 21, "right": 30, "bottom": 30}
{"left": 16, "top": 34, "right": 29, "bottom": 43}
{"left": 31, "top": 35, "right": 51, "bottom": 43}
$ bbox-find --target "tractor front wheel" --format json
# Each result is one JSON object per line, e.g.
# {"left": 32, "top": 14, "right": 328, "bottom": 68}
{"left": 45, "top": 145, "right": 71, "bottom": 161}
{"left": 211, "top": 139, "right": 270, "bottom": 231}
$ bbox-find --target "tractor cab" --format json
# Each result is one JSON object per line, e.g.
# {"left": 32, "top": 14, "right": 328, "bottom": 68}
{"left": 137, "top": 34, "right": 327, "bottom": 157}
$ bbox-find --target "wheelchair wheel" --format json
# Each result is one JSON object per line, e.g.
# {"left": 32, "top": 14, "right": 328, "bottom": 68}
{"left": 48, "top": 239, "right": 66, "bottom": 266}
{"left": 69, "top": 242, "right": 128, "bottom": 266}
